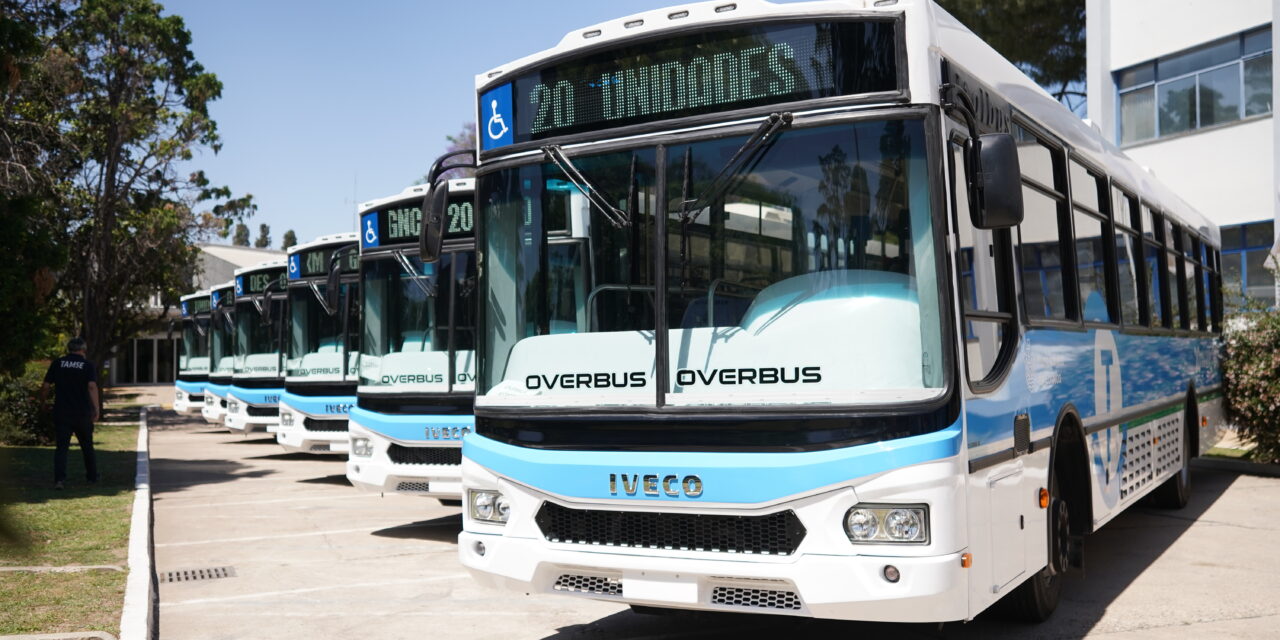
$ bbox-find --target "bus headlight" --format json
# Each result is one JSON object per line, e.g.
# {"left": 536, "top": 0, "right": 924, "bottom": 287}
{"left": 204, "top": 395, "right": 214, "bottom": 406}
{"left": 227, "top": 400, "right": 240, "bottom": 414}
{"left": 469, "top": 490, "right": 509, "bottom": 524}
{"left": 844, "top": 504, "right": 929, "bottom": 544}
{"left": 351, "top": 437, "right": 373, "bottom": 457}
{"left": 175, "top": 390, "right": 185, "bottom": 402}
{"left": 280, "top": 411, "right": 294, "bottom": 427}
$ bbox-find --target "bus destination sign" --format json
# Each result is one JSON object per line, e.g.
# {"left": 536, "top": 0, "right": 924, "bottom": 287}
{"left": 480, "top": 20, "right": 897, "bottom": 150}
{"left": 290, "top": 245, "right": 360, "bottom": 280}
{"left": 236, "top": 269, "right": 285, "bottom": 296}
{"left": 360, "top": 194, "right": 475, "bottom": 249}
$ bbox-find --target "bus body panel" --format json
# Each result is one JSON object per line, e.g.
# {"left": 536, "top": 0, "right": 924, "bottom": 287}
{"left": 276, "top": 390, "right": 354, "bottom": 455}
{"left": 346, "top": 405, "right": 472, "bottom": 498}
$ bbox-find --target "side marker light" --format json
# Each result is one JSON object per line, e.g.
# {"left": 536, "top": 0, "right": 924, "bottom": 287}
{"left": 1038, "top": 488, "right": 1049, "bottom": 509}
{"left": 1202, "top": 416, "right": 1209, "bottom": 427}
{"left": 961, "top": 553, "right": 972, "bottom": 568}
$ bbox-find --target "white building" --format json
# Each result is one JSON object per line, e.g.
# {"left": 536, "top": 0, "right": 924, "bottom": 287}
{"left": 108, "top": 243, "right": 284, "bottom": 385}
{"left": 1087, "top": 0, "right": 1276, "bottom": 305}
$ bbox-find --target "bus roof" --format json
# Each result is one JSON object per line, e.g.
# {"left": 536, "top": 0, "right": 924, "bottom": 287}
{"left": 179, "top": 290, "right": 210, "bottom": 303}
{"left": 357, "top": 178, "right": 475, "bottom": 215}
{"left": 233, "top": 259, "right": 287, "bottom": 277}
{"left": 287, "top": 232, "right": 359, "bottom": 256}
{"left": 210, "top": 279, "right": 234, "bottom": 293}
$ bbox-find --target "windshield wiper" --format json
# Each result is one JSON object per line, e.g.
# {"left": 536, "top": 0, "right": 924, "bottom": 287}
{"left": 543, "top": 145, "right": 632, "bottom": 228}
{"left": 307, "top": 281, "right": 335, "bottom": 315}
{"left": 394, "top": 250, "right": 436, "bottom": 297}
{"left": 677, "top": 112, "right": 792, "bottom": 286}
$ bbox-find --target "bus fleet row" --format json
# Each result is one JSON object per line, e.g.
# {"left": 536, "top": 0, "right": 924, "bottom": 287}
{"left": 173, "top": 0, "right": 1230, "bottom": 624}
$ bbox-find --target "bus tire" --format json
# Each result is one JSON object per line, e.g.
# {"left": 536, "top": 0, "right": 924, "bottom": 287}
{"left": 1149, "top": 394, "right": 1196, "bottom": 510}
{"left": 1004, "top": 430, "right": 1073, "bottom": 623}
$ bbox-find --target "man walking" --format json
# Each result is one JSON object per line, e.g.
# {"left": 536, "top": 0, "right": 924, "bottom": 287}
{"left": 39, "top": 337, "right": 100, "bottom": 489}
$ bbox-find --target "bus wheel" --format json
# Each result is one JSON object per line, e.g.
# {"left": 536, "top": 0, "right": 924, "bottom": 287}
{"left": 1150, "top": 398, "right": 1195, "bottom": 509}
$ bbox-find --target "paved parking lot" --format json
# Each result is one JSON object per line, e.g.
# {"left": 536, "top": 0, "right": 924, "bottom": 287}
{"left": 150, "top": 410, "right": 1280, "bottom": 639}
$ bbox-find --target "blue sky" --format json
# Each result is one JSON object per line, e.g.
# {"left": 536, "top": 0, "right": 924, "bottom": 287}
{"left": 164, "top": 0, "right": 738, "bottom": 246}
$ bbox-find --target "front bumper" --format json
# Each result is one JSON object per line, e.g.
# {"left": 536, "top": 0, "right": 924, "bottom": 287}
{"left": 276, "top": 401, "right": 349, "bottom": 455}
{"left": 173, "top": 388, "right": 204, "bottom": 413}
{"left": 345, "top": 420, "right": 461, "bottom": 497}
{"left": 200, "top": 393, "right": 226, "bottom": 424}
{"left": 459, "top": 532, "right": 967, "bottom": 622}
{"left": 224, "top": 398, "right": 278, "bottom": 433}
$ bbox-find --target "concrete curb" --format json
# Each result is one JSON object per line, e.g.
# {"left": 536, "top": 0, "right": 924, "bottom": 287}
{"left": 1193, "top": 456, "right": 1280, "bottom": 478}
{"left": 118, "top": 405, "right": 158, "bottom": 640}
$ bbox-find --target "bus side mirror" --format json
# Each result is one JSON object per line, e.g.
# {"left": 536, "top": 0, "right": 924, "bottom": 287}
{"left": 419, "top": 181, "right": 449, "bottom": 264}
{"left": 326, "top": 264, "right": 342, "bottom": 313}
{"left": 972, "top": 133, "right": 1024, "bottom": 229}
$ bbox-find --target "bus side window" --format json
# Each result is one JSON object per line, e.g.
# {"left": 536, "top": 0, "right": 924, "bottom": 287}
{"left": 1013, "top": 123, "right": 1072, "bottom": 322}
{"left": 950, "top": 138, "right": 1014, "bottom": 386}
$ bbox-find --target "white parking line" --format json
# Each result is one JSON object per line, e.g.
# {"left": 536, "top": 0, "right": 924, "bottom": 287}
{"left": 160, "top": 574, "right": 470, "bottom": 606}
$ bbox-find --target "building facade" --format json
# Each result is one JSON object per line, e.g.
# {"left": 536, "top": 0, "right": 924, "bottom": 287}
{"left": 1087, "top": 0, "right": 1276, "bottom": 306}
{"left": 107, "top": 244, "right": 284, "bottom": 385}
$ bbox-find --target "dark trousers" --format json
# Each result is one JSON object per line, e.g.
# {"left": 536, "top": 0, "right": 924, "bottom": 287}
{"left": 54, "top": 413, "right": 97, "bottom": 483}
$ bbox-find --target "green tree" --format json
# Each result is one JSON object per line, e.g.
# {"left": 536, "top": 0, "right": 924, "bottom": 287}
{"left": 938, "top": 0, "right": 1086, "bottom": 113}
{"left": 420, "top": 122, "right": 475, "bottom": 183}
{"left": 281, "top": 229, "right": 297, "bottom": 250}
{"left": 254, "top": 223, "right": 270, "bottom": 248}
{"left": 47, "top": 0, "right": 254, "bottom": 367}
{"left": 232, "top": 223, "right": 250, "bottom": 246}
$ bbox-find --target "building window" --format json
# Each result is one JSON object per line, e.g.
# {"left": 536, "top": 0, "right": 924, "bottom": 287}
{"left": 1117, "top": 26, "right": 1272, "bottom": 145}
{"left": 1221, "top": 220, "right": 1276, "bottom": 308}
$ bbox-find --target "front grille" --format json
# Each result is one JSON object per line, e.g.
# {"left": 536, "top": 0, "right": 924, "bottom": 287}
{"left": 710, "top": 586, "right": 802, "bottom": 610}
{"left": 396, "top": 481, "right": 431, "bottom": 492}
{"left": 387, "top": 444, "right": 461, "bottom": 466}
{"left": 535, "top": 503, "right": 806, "bottom": 556}
{"left": 246, "top": 405, "right": 276, "bottom": 417}
{"left": 304, "top": 418, "right": 347, "bottom": 432}
{"left": 554, "top": 574, "right": 621, "bottom": 596}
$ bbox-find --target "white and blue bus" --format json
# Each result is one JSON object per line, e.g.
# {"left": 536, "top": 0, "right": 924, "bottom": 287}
{"left": 202, "top": 280, "right": 236, "bottom": 425}
{"left": 346, "top": 176, "right": 477, "bottom": 501}
{"left": 225, "top": 260, "right": 287, "bottom": 434}
{"left": 457, "top": 0, "right": 1226, "bottom": 623}
{"left": 173, "top": 290, "right": 211, "bottom": 413}
{"left": 276, "top": 233, "right": 361, "bottom": 454}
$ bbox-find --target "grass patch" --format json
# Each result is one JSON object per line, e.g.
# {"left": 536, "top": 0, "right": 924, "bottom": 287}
{"left": 0, "top": 419, "right": 137, "bottom": 636}
{"left": 1205, "top": 446, "right": 1253, "bottom": 460}
{"left": 0, "top": 569, "right": 126, "bottom": 635}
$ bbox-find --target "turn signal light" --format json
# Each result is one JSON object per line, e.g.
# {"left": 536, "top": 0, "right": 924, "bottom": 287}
{"left": 1202, "top": 416, "right": 1209, "bottom": 427}
{"left": 1038, "top": 488, "right": 1049, "bottom": 509}
{"left": 961, "top": 553, "right": 972, "bottom": 568}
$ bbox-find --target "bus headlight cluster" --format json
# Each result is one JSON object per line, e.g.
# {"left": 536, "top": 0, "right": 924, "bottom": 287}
{"left": 844, "top": 504, "right": 929, "bottom": 544}
{"left": 351, "top": 437, "right": 373, "bottom": 457}
{"left": 204, "top": 395, "right": 214, "bottom": 406}
{"left": 280, "top": 411, "right": 294, "bottom": 427}
{"left": 469, "top": 490, "right": 510, "bottom": 524}
{"left": 175, "top": 390, "right": 185, "bottom": 402}
{"left": 227, "top": 400, "right": 241, "bottom": 414}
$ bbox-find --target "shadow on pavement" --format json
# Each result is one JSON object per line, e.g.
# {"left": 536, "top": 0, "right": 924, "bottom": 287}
{"left": 245, "top": 452, "right": 331, "bottom": 462}
{"left": 542, "top": 468, "right": 1239, "bottom": 640}
{"left": 219, "top": 436, "right": 278, "bottom": 445}
{"left": 151, "top": 457, "right": 276, "bottom": 493}
{"left": 296, "top": 473, "right": 351, "bottom": 486}
{"left": 371, "top": 513, "right": 463, "bottom": 543}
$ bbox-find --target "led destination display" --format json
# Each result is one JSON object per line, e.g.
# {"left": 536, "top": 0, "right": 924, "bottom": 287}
{"left": 296, "top": 245, "right": 360, "bottom": 278}
{"left": 362, "top": 194, "right": 476, "bottom": 248}
{"left": 241, "top": 270, "right": 285, "bottom": 295}
{"left": 497, "top": 20, "right": 897, "bottom": 145}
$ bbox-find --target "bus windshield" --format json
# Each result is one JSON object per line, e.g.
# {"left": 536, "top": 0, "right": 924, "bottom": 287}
{"left": 287, "top": 284, "right": 358, "bottom": 381}
{"left": 359, "top": 249, "right": 477, "bottom": 393}
{"left": 478, "top": 117, "right": 944, "bottom": 409}
{"left": 180, "top": 317, "right": 210, "bottom": 373}
{"left": 211, "top": 307, "right": 235, "bottom": 377}
{"left": 234, "top": 300, "right": 280, "bottom": 377}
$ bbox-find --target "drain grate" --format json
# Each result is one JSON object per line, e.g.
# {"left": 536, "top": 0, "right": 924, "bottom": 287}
{"left": 163, "top": 566, "right": 236, "bottom": 583}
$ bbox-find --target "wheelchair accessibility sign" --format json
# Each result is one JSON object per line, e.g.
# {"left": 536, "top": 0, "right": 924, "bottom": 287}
{"left": 361, "top": 212, "right": 380, "bottom": 248}
{"left": 288, "top": 254, "right": 301, "bottom": 280}
{"left": 481, "top": 83, "right": 513, "bottom": 151}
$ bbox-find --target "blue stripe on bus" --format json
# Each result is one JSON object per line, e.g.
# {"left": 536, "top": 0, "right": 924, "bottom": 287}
{"left": 175, "top": 380, "right": 206, "bottom": 395}
{"left": 228, "top": 386, "right": 282, "bottom": 407}
{"left": 205, "top": 383, "right": 229, "bottom": 398}
{"left": 280, "top": 390, "right": 354, "bottom": 417}
{"left": 464, "top": 421, "right": 961, "bottom": 505}
{"left": 348, "top": 406, "right": 474, "bottom": 442}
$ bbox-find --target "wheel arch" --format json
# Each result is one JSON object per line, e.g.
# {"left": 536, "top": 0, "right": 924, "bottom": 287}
{"left": 1049, "top": 403, "right": 1094, "bottom": 535}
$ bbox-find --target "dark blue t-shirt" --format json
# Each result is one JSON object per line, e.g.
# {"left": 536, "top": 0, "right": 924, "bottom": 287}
{"left": 44, "top": 354, "right": 98, "bottom": 417}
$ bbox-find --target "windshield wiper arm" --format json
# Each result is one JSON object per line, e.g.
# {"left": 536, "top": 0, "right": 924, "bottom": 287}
{"left": 542, "top": 145, "right": 631, "bottom": 228}
{"left": 678, "top": 112, "right": 792, "bottom": 223}
{"left": 307, "top": 281, "right": 335, "bottom": 315}
{"left": 394, "top": 250, "right": 436, "bottom": 297}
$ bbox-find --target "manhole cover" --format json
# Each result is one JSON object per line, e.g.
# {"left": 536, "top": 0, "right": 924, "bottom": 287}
{"left": 162, "top": 566, "right": 236, "bottom": 583}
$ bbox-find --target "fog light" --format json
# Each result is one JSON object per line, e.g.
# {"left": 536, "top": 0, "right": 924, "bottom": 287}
{"left": 475, "top": 541, "right": 486, "bottom": 556}
{"left": 469, "top": 490, "right": 508, "bottom": 524}
{"left": 351, "top": 437, "right": 373, "bottom": 457}
{"left": 883, "top": 565, "right": 900, "bottom": 583}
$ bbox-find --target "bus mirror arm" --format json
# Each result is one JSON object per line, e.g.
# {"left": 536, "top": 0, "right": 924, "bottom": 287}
{"left": 419, "top": 150, "right": 476, "bottom": 263}
{"left": 167, "top": 319, "right": 175, "bottom": 341}
{"left": 942, "top": 84, "right": 1023, "bottom": 230}
{"left": 325, "top": 243, "right": 359, "bottom": 315}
